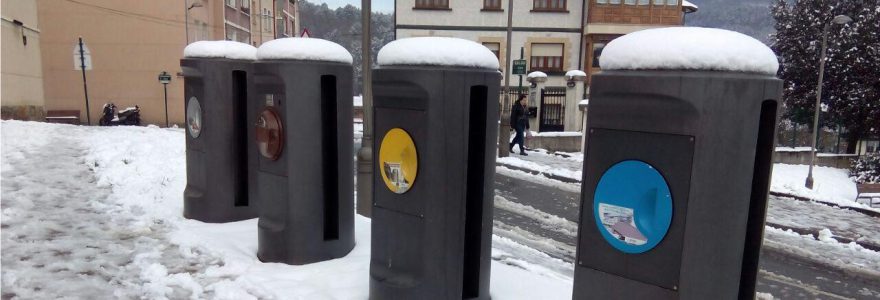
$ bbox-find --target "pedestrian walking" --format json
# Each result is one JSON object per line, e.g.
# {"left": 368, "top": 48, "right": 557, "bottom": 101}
{"left": 509, "top": 95, "right": 531, "bottom": 156}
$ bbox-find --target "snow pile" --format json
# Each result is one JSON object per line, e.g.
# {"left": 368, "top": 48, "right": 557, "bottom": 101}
{"left": 377, "top": 37, "right": 500, "bottom": 70}
{"left": 565, "top": 70, "right": 586, "bottom": 77}
{"left": 0, "top": 121, "right": 573, "bottom": 297}
{"left": 533, "top": 131, "right": 582, "bottom": 137}
{"left": 527, "top": 71, "right": 548, "bottom": 79}
{"left": 600, "top": 27, "right": 779, "bottom": 75}
{"left": 770, "top": 164, "right": 864, "bottom": 209}
{"left": 183, "top": 40, "right": 257, "bottom": 60}
{"left": 256, "top": 37, "right": 353, "bottom": 64}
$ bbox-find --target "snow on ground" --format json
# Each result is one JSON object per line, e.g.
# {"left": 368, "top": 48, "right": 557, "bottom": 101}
{"left": 600, "top": 27, "right": 779, "bottom": 75}
{"left": 768, "top": 196, "right": 880, "bottom": 247}
{"left": 770, "top": 164, "right": 871, "bottom": 211}
{"left": 257, "top": 37, "right": 353, "bottom": 64}
{"left": 764, "top": 227, "right": 880, "bottom": 279}
{"left": 183, "top": 40, "right": 257, "bottom": 60}
{"left": 1, "top": 121, "right": 572, "bottom": 299}
{"left": 377, "top": 37, "right": 500, "bottom": 70}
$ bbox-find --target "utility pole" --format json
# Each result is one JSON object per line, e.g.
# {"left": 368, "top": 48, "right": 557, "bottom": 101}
{"left": 78, "top": 37, "right": 91, "bottom": 125}
{"left": 356, "top": 0, "right": 373, "bottom": 217}
{"left": 806, "top": 15, "right": 852, "bottom": 189}
{"left": 498, "top": 0, "right": 514, "bottom": 157}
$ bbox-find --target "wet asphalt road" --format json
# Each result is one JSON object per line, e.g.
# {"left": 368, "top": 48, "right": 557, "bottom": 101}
{"left": 492, "top": 172, "right": 880, "bottom": 300}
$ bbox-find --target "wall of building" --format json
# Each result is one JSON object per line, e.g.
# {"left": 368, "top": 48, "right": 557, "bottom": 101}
{"left": 38, "top": 0, "right": 188, "bottom": 126}
{"left": 2, "top": 0, "right": 46, "bottom": 120}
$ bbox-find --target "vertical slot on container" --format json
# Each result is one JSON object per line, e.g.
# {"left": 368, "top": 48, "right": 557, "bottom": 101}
{"left": 463, "top": 85, "right": 488, "bottom": 299}
{"left": 321, "top": 75, "right": 339, "bottom": 241}
{"left": 738, "top": 100, "right": 778, "bottom": 297}
{"left": 232, "top": 70, "right": 248, "bottom": 207}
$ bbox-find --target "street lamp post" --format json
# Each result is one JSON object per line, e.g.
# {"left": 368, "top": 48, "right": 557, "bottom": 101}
{"left": 356, "top": 0, "right": 373, "bottom": 217}
{"left": 498, "top": 0, "right": 514, "bottom": 158}
{"left": 806, "top": 14, "right": 852, "bottom": 189}
{"left": 185, "top": 1, "right": 204, "bottom": 44}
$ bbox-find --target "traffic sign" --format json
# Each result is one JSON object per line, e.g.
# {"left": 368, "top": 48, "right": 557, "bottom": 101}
{"left": 512, "top": 59, "right": 527, "bottom": 75}
{"left": 158, "top": 71, "right": 172, "bottom": 84}
{"left": 73, "top": 40, "right": 92, "bottom": 70}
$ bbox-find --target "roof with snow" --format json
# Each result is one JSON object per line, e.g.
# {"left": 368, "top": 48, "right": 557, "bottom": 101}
{"left": 599, "top": 27, "right": 779, "bottom": 75}
{"left": 682, "top": 0, "right": 698, "bottom": 13}
{"left": 183, "top": 40, "right": 257, "bottom": 60}
{"left": 256, "top": 37, "right": 353, "bottom": 64}
{"left": 377, "top": 37, "right": 500, "bottom": 70}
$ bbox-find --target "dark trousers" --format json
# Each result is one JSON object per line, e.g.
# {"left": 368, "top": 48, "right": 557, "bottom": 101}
{"left": 510, "top": 126, "right": 526, "bottom": 153}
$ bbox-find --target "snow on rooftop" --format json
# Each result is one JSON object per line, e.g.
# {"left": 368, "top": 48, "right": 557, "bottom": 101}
{"left": 682, "top": 0, "right": 698, "bottom": 11}
{"left": 600, "top": 27, "right": 779, "bottom": 75}
{"left": 565, "top": 70, "right": 587, "bottom": 77}
{"left": 527, "top": 71, "right": 548, "bottom": 79}
{"left": 256, "top": 37, "right": 353, "bottom": 64}
{"left": 183, "top": 40, "right": 257, "bottom": 60}
{"left": 377, "top": 37, "right": 500, "bottom": 70}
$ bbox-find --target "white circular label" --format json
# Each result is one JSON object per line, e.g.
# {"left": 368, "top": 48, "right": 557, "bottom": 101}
{"left": 187, "top": 96, "right": 202, "bottom": 138}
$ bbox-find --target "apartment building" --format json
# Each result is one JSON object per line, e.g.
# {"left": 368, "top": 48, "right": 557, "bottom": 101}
{"left": 395, "top": 0, "right": 695, "bottom": 131}
{"left": 36, "top": 0, "right": 299, "bottom": 126}
{"left": 396, "top": 0, "right": 586, "bottom": 88}
{"left": 1, "top": 0, "right": 45, "bottom": 121}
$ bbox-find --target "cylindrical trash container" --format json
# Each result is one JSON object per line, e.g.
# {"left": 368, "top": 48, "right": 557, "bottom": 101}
{"left": 252, "top": 38, "right": 355, "bottom": 265}
{"left": 181, "top": 40, "right": 258, "bottom": 223}
{"left": 369, "top": 37, "right": 501, "bottom": 300}
{"left": 572, "top": 28, "right": 783, "bottom": 299}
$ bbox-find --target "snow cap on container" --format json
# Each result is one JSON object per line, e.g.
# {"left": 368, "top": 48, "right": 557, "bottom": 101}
{"left": 565, "top": 70, "right": 587, "bottom": 77}
{"left": 256, "top": 37, "right": 353, "bottom": 64}
{"left": 183, "top": 40, "right": 257, "bottom": 60}
{"left": 527, "top": 71, "right": 548, "bottom": 79}
{"left": 600, "top": 27, "right": 779, "bottom": 75}
{"left": 377, "top": 37, "right": 500, "bottom": 70}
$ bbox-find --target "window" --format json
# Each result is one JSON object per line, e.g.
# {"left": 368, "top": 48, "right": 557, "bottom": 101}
{"left": 242, "top": 0, "right": 250, "bottom": 9}
{"left": 226, "top": 0, "right": 235, "bottom": 7}
{"left": 666, "top": 0, "right": 678, "bottom": 5}
{"left": 533, "top": 0, "right": 566, "bottom": 11}
{"left": 484, "top": 0, "right": 502, "bottom": 10}
{"left": 591, "top": 42, "right": 606, "bottom": 68}
{"left": 482, "top": 42, "right": 500, "bottom": 60}
{"left": 609, "top": 0, "right": 621, "bottom": 4}
{"left": 653, "top": 0, "right": 663, "bottom": 4}
{"left": 624, "top": 0, "right": 636, "bottom": 5}
{"left": 530, "top": 43, "right": 564, "bottom": 72}
{"left": 415, "top": 0, "right": 449, "bottom": 9}
{"left": 596, "top": 0, "right": 608, "bottom": 4}
{"left": 638, "top": 0, "right": 649, "bottom": 4}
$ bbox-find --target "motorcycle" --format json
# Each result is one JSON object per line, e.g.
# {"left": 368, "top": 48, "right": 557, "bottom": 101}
{"left": 99, "top": 102, "right": 141, "bottom": 126}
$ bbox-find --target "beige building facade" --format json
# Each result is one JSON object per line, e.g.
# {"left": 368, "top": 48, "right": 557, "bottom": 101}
{"left": 36, "top": 0, "right": 298, "bottom": 126}
{"left": 2, "top": 0, "right": 46, "bottom": 120}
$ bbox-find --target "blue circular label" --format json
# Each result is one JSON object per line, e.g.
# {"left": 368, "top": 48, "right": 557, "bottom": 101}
{"left": 593, "top": 160, "right": 673, "bottom": 254}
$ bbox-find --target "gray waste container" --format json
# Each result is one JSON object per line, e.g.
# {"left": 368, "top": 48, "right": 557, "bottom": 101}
{"left": 369, "top": 37, "right": 501, "bottom": 300}
{"left": 181, "top": 41, "right": 258, "bottom": 223}
{"left": 573, "top": 28, "right": 783, "bottom": 299}
{"left": 252, "top": 38, "right": 355, "bottom": 265}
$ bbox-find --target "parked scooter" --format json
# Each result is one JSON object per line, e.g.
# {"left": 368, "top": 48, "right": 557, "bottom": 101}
{"left": 99, "top": 102, "right": 141, "bottom": 126}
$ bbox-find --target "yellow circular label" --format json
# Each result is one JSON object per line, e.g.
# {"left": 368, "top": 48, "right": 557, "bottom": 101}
{"left": 379, "top": 128, "right": 418, "bottom": 194}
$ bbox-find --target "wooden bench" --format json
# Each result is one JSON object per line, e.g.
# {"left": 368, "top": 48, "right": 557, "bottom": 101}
{"left": 856, "top": 183, "right": 880, "bottom": 208}
{"left": 45, "top": 110, "right": 81, "bottom": 125}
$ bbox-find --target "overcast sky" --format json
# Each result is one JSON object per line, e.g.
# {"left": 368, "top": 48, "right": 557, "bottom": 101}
{"left": 309, "top": 0, "right": 394, "bottom": 13}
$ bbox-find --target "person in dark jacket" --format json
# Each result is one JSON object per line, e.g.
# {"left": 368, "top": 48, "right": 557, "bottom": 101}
{"left": 509, "top": 95, "right": 530, "bottom": 155}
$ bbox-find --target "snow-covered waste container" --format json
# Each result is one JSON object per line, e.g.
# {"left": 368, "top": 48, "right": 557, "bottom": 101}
{"left": 370, "top": 37, "right": 500, "bottom": 300}
{"left": 181, "top": 40, "right": 258, "bottom": 223}
{"left": 252, "top": 37, "right": 355, "bottom": 265}
{"left": 572, "top": 27, "right": 783, "bottom": 299}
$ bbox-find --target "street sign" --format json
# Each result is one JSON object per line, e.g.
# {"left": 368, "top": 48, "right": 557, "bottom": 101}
{"left": 73, "top": 41, "right": 92, "bottom": 70}
{"left": 158, "top": 71, "right": 172, "bottom": 84}
{"left": 513, "top": 59, "right": 527, "bottom": 75}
